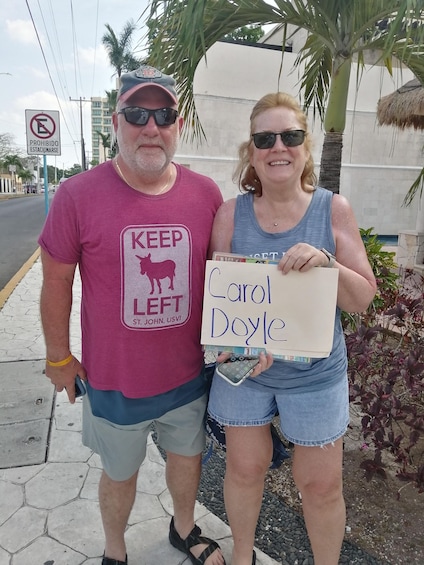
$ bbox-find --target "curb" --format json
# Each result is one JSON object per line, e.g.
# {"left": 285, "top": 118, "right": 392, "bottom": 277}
{"left": 0, "top": 247, "right": 41, "bottom": 310}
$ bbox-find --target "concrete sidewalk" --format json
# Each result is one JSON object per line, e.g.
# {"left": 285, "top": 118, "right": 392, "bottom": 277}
{"left": 0, "top": 257, "right": 278, "bottom": 565}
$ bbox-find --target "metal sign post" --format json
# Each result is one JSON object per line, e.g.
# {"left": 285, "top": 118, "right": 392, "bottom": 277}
{"left": 25, "top": 109, "right": 61, "bottom": 214}
{"left": 43, "top": 156, "right": 49, "bottom": 215}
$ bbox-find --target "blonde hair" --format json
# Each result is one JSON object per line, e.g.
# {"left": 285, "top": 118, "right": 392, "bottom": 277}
{"left": 234, "top": 92, "right": 316, "bottom": 196}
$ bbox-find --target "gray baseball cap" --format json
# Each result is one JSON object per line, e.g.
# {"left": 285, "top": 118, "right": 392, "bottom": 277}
{"left": 117, "top": 65, "right": 178, "bottom": 104}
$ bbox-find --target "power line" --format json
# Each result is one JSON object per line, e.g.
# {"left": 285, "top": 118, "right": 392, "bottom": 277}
{"left": 90, "top": 0, "right": 101, "bottom": 96}
{"left": 26, "top": 0, "right": 81, "bottom": 165}
{"left": 69, "top": 0, "right": 85, "bottom": 97}
{"left": 36, "top": 0, "right": 79, "bottom": 139}
{"left": 26, "top": 1, "right": 63, "bottom": 109}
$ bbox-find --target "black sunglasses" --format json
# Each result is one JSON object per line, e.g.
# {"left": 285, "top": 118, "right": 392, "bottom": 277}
{"left": 117, "top": 107, "right": 179, "bottom": 127}
{"left": 252, "top": 129, "right": 306, "bottom": 149}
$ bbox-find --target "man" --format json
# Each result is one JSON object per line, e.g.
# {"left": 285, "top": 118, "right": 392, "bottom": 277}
{"left": 39, "top": 65, "right": 224, "bottom": 565}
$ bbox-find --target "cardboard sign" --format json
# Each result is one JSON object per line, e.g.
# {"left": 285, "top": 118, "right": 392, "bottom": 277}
{"left": 201, "top": 260, "right": 339, "bottom": 358}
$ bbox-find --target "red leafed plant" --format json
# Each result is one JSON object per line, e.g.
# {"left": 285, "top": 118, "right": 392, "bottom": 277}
{"left": 345, "top": 231, "right": 424, "bottom": 496}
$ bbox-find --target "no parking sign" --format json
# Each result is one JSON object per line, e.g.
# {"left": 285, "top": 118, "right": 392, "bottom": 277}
{"left": 25, "top": 109, "right": 61, "bottom": 155}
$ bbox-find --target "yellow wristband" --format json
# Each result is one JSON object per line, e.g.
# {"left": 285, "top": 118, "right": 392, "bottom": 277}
{"left": 46, "top": 354, "right": 73, "bottom": 367}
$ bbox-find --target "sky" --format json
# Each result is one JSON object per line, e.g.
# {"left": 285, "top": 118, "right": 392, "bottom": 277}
{"left": 0, "top": 0, "right": 151, "bottom": 171}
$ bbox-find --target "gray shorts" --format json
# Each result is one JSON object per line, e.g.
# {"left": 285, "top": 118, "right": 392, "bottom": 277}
{"left": 82, "top": 392, "right": 207, "bottom": 481}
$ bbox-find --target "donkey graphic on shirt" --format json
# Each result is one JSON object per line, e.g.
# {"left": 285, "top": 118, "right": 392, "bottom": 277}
{"left": 121, "top": 224, "right": 190, "bottom": 330}
{"left": 136, "top": 253, "right": 176, "bottom": 294}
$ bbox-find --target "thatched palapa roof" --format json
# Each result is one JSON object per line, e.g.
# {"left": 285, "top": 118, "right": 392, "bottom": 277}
{"left": 377, "top": 78, "right": 424, "bottom": 130}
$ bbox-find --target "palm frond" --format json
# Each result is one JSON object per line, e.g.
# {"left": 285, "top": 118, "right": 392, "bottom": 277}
{"left": 391, "top": 42, "right": 424, "bottom": 85}
{"left": 147, "top": 0, "right": 285, "bottom": 141}
{"left": 403, "top": 167, "right": 424, "bottom": 207}
{"left": 295, "top": 35, "right": 332, "bottom": 121}
{"left": 102, "top": 20, "right": 139, "bottom": 78}
{"left": 145, "top": 0, "right": 424, "bottom": 145}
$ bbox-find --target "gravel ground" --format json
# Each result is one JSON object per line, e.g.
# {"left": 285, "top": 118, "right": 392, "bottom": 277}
{"left": 154, "top": 429, "right": 387, "bottom": 565}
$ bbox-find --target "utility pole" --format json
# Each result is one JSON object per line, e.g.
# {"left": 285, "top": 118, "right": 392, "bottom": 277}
{"left": 69, "top": 96, "right": 88, "bottom": 171}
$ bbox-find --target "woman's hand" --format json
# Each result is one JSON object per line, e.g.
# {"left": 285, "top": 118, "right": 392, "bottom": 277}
{"left": 278, "top": 243, "right": 330, "bottom": 274}
{"left": 250, "top": 351, "right": 273, "bottom": 377}
{"left": 216, "top": 350, "right": 273, "bottom": 378}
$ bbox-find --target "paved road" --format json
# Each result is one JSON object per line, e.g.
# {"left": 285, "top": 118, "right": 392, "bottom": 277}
{"left": 0, "top": 194, "right": 51, "bottom": 290}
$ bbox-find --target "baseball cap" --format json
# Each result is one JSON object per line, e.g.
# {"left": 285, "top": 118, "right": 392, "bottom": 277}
{"left": 117, "top": 65, "right": 178, "bottom": 104}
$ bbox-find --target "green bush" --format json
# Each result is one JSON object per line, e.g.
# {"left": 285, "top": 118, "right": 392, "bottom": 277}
{"left": 342, "top": 227, "right": 399, "bottom": 331}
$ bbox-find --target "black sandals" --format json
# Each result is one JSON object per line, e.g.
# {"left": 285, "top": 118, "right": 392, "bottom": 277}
{"left": 169, "top": 517, "right": 226, "bottom": 565}
{"left": 101, "top": 554, "right": 127, "bottom": 565}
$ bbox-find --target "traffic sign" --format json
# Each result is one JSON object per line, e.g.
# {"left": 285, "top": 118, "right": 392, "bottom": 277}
{"left": 25, "top": 109, "right": 61, "bottom": 156}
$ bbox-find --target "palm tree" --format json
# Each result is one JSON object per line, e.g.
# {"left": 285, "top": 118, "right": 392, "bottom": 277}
{"left": 95, "top": 130, "right": 111, "bottom": 162}
{"left": 1, "top": 154, "right": 23, "bottom": 192}
{"left": 0, "top": 154, "right": 23, "bottom": 172}
{"left": 146, "top": 0, "right": 424, "bottom": 193}
{"left": 105, "top": 89, "right": 118, "bottom": 115}
{"left": 103, "top": 91, "right": 119, "bottom": 156}
{"left": 102, "top": 20, "right": 142, "bottom": 79}
{"left": 102, "top": 22, "right": 141, "bottom": 158}
{"left": 18, "top": 169, "right": 34, "bottom": 183}
{"left": 18, "top": 168, "right": 34, "bottom": 192}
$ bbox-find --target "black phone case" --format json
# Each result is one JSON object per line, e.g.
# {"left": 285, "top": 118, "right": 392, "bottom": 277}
{"left": 75, "top": 375, "right": 86, "bottom": 397}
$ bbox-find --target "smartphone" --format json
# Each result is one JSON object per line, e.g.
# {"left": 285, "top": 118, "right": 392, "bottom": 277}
{"left": 75, "top": 375, "right": 86, "bottom": 398}
{"left": 216, "top": 355, "right": 259, "bottom": 386}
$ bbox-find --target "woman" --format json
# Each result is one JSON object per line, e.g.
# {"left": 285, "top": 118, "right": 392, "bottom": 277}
{"left": 208, "top": 92, "right": 376, "bottom": 565}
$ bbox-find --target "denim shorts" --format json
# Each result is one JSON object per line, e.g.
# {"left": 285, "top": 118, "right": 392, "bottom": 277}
{"left": 82, "top": 392, "right": 207, "bottom": 481}
{"left": 207, "top": 374, "right": 349, "bottom": 447}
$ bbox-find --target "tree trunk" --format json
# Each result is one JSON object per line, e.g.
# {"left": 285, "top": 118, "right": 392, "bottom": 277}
{"left": 319, "top": 56, "right": 351, "bottom": 194}
{"left": 318, "top": 131, "right": 343, "bottom": 193}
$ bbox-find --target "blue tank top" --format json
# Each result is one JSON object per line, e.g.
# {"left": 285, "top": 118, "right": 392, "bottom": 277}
{"left": 231, "top": 188, "right": 347, "bottom": 393}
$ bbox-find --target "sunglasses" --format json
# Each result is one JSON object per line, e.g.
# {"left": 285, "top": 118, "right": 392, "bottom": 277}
{"left": 117, "top": 107, "right": 179, "bottom": 127}
{"left": 252, "top": 129, "right": 306, "bottom": 149}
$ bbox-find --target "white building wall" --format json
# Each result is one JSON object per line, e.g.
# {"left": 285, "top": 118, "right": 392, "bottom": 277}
{"left": 175, "top": 41, "right": 422, "bottom": 236}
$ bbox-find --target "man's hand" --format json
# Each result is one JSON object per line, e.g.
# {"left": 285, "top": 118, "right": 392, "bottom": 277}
{"left": 45, "top": 355, "right": 86, "bottom": 404}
